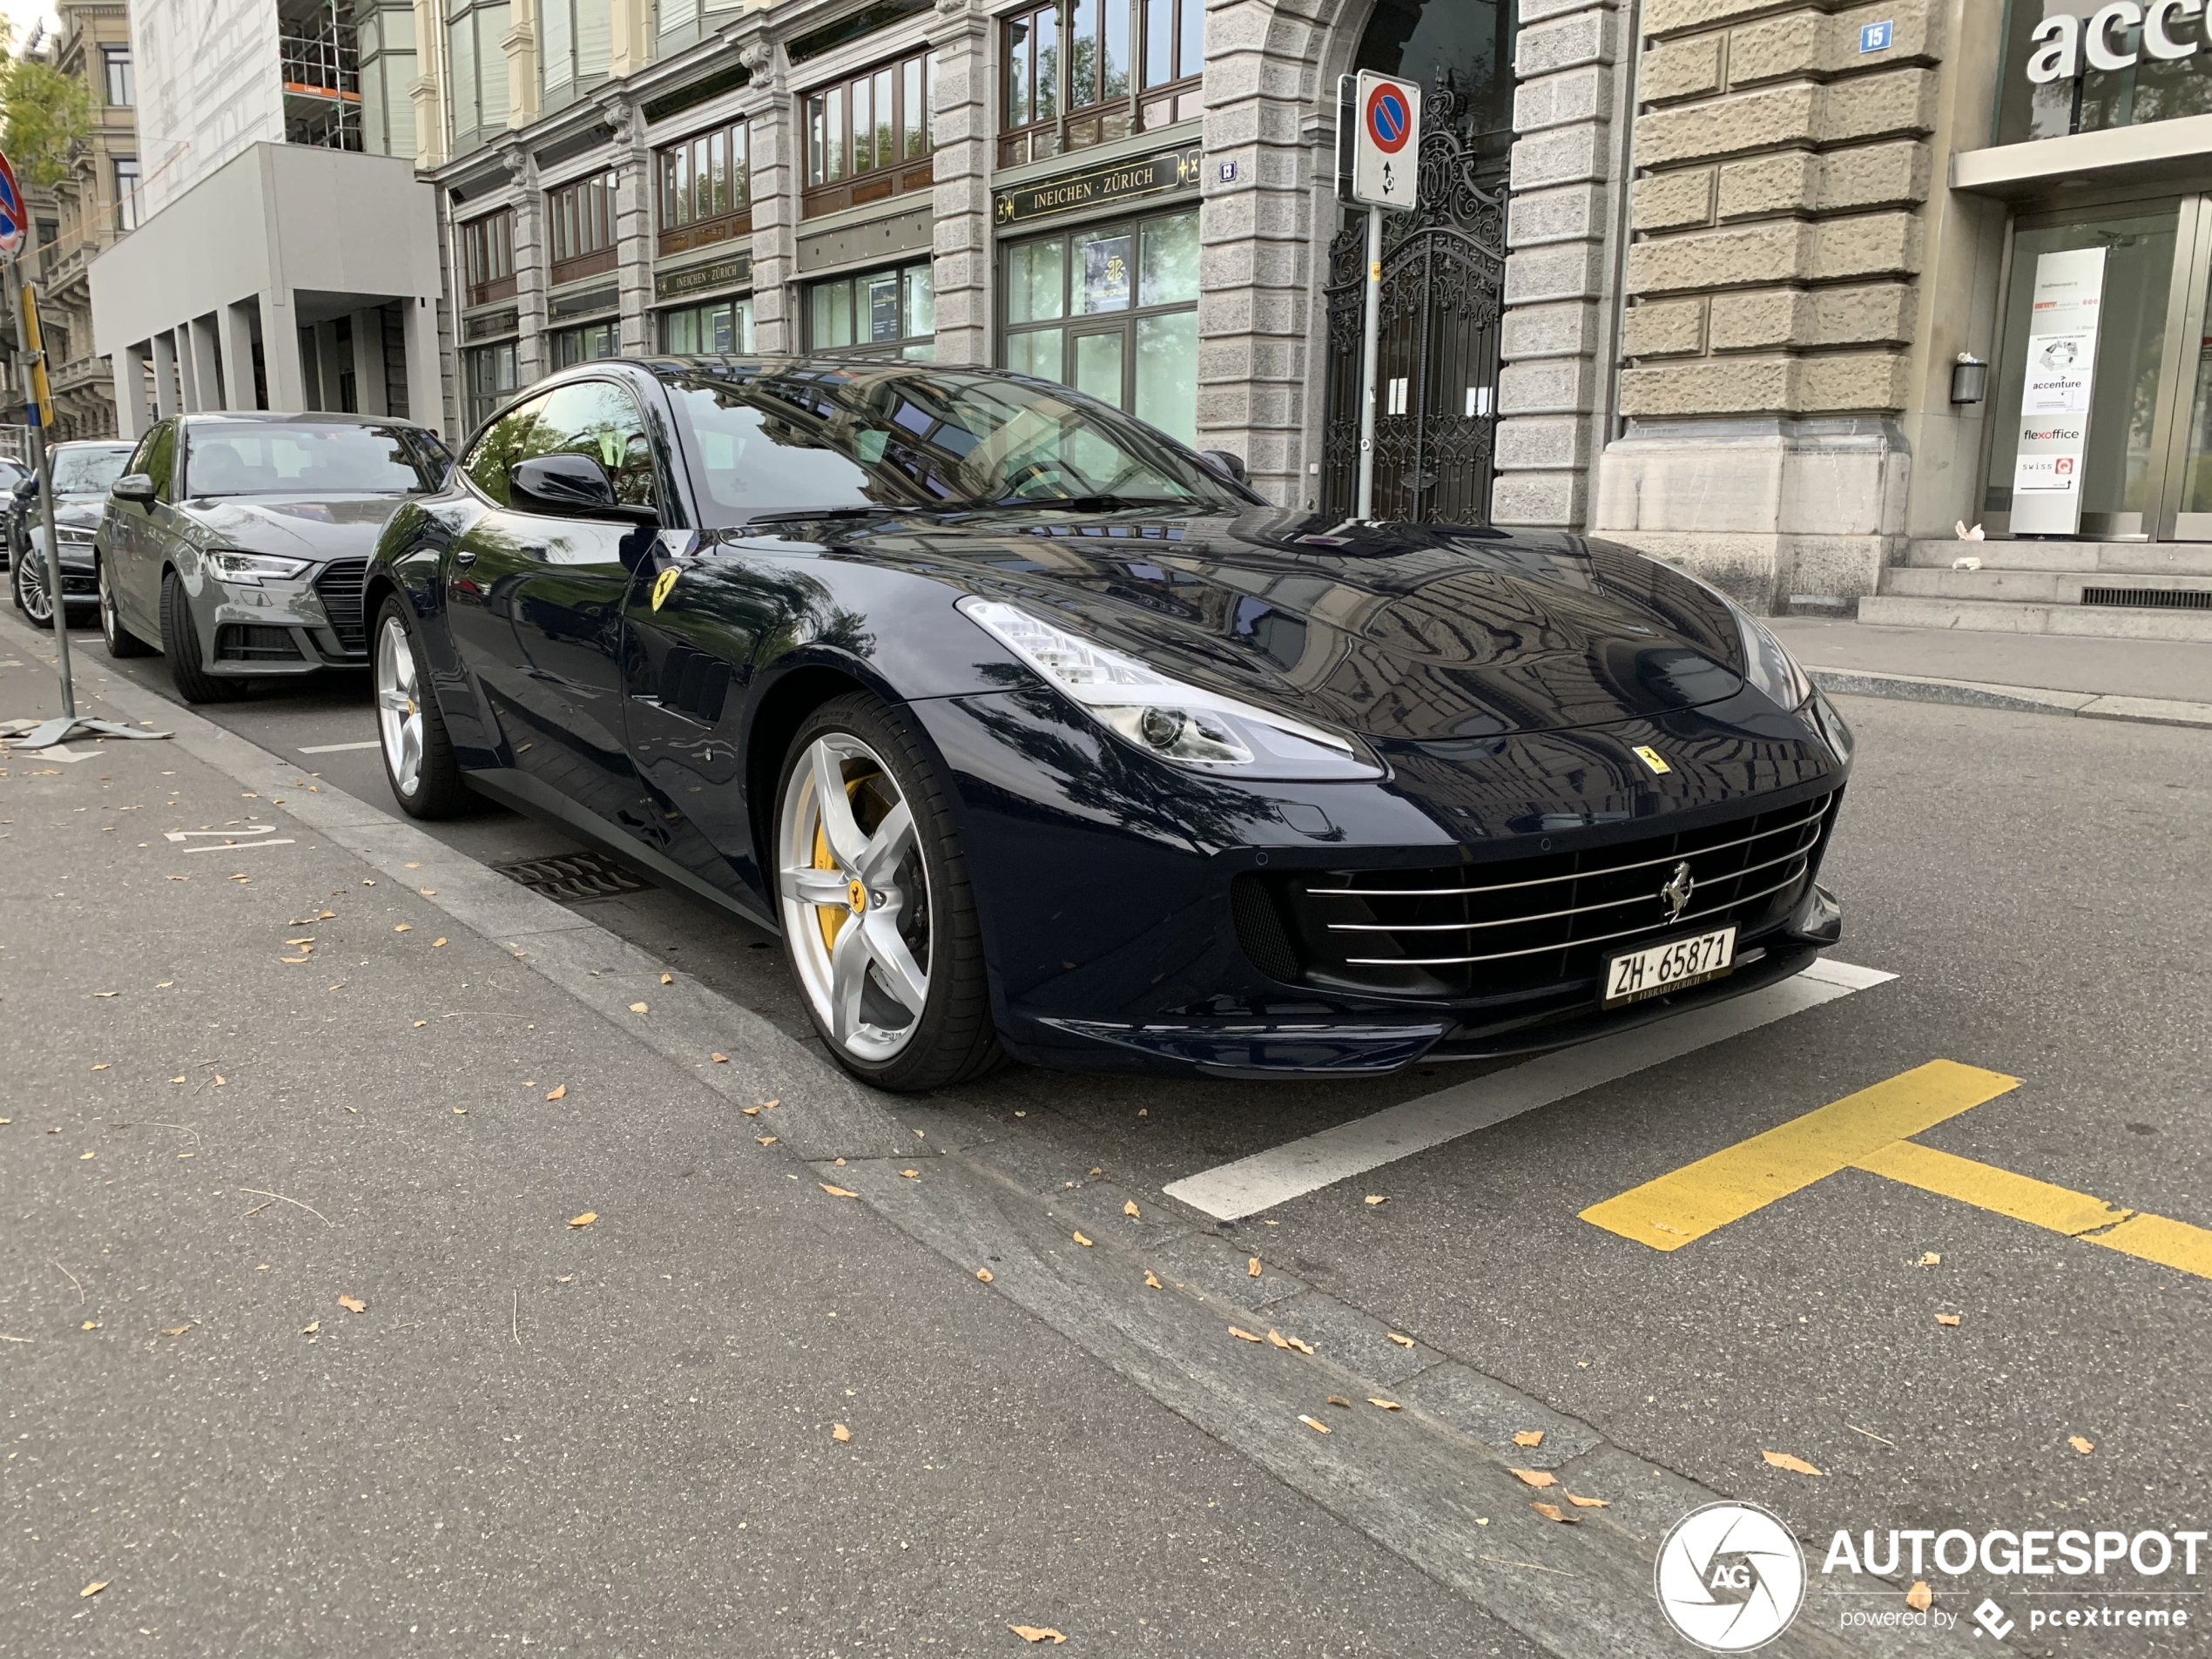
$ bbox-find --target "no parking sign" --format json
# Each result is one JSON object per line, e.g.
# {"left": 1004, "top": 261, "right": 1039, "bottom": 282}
{"left": 1349, "top": 71, "right": 1421, "bottom": 210}
{"left": 0, "top": 151, "right": 25, "bottom": 258}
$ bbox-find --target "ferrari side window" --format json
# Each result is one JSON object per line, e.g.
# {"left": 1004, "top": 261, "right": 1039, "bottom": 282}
{"left": 462, "top": 392, "right": 560, "bottom": 508}
{"left": 539, "top": 381, "right": 658, "bottom": 510}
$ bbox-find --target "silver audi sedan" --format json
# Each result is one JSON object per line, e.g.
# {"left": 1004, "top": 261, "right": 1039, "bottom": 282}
{"left": 96, "top": 412, "right": 451, "bottom": 702}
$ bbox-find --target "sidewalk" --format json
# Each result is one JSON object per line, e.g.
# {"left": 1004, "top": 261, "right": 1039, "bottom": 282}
{"left": 0, "top": 646, "right": 1513, "bottom": 1654}
{"left": 1768, "top": 617, "right": 2212, "bottom": 730}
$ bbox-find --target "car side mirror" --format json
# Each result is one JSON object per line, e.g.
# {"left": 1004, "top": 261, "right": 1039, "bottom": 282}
{"left": 12, "top": 476, "right": 37, "bottom": 500}
{"left": 111, "top": 473, "right": 158, "bottom": 505}
{"left": 510, "top": 453, "right": 658, "bottom": 528}
{"left": 1198, "top": 449, "right": 1251, "bottom": 486}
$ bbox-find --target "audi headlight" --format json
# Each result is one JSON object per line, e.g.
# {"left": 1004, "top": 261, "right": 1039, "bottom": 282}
{"left": 205, "top": 550, "right": 312, "bottom": 585}
{"left": 55, "top": 525, "right": 97, "bottom": 547}
{"left": 958, "top": 597, "right": 1383, "bottom": 781}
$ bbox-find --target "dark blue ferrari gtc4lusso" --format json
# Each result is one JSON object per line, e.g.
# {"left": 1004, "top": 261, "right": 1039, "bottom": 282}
{"left": 364, "top": 357, "right": 1854, "bottom": 1092}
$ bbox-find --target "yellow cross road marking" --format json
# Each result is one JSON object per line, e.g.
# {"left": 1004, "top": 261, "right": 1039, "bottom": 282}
{"left": 1578, "top": 1060, "right": 2019, "bottom": 1251}
{"left": 1581, "top": 1060, "right": 2212, "bottom": 1282}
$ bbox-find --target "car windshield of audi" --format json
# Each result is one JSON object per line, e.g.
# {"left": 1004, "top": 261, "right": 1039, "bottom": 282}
{"left": 96, "top": 413, "right": 451, "bottom": 704}
{"left": 362, "top": 357, "right": 1855, "bottom": 1093}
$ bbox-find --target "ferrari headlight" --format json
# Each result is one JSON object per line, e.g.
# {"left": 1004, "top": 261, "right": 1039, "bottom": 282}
{"left": 205, "top": 550, "right": 311, "bottom": 585}
{"left": 1736, "top": 610, "right": 1813, "bottom": 710}
{"left": 958, "top": 597, "right": 1383, "bottom": 780}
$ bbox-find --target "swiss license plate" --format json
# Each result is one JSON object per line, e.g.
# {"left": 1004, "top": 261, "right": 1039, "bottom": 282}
{"left": 1602, "top": 926, "right": 1737, "bottom": 1008}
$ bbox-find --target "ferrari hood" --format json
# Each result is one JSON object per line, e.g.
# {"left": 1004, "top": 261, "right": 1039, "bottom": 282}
{"left": 839, "top": 507, "right": 1758, "bottom": 742}
{"left": 180, "top": 495, "right": 408, "bottom": 562}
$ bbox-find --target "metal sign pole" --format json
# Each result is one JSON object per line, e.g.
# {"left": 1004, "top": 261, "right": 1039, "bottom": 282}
{"left": 1355, "top": 204, "right": 1383, "bottom": 522}
{"left": 10, "top": 248, "right": 76, "bottom": 718}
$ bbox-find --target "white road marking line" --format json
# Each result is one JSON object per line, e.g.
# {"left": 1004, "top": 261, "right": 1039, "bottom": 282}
{"left": 181, "top": 840, "right": 297, "bottom": 854}
{"left": 1161, "top": 957, "right": 1899, "bottom": 1221}
{"left": 298, "top": 740, "right": 380, "bottom": 754}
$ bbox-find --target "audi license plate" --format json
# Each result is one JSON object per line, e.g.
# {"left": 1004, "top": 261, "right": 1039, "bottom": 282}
{"left": 1602, "top": 926, "right": 1737, "bottom": 1008}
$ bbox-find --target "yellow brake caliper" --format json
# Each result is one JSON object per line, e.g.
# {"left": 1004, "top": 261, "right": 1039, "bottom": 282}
{"left": 812, "top": 773, "right": 870, "bottom": 952}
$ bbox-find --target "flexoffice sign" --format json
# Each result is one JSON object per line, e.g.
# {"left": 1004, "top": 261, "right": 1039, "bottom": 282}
{"left": 2026, "top": 0, "right": 2210, "bottom": 83}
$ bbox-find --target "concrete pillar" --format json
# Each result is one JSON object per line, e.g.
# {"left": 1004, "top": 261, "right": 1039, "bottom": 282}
{"left": 259, "top": 292, "right": 308, "bottom": 411}
{"left": 150, "top": 333, "right": 180, "bottom": 418}
{"left": 351, "top": 306, "right": 390, "bottom": 415}
{"left": 313, "top": 320, "right": 343, "bottom": 410}
{"left": 174, "top": 327, "right": 203, "bottom": 412}
{"left": 606, "top": 98, "right": 654, "bottom": 354}
{"left": 113, "top": 347, "right": 149, "bottom": 441}
{"left": 927, "top": 4, "right": 992, "bottom": 367}
{"left": 738, "top": 38, "right": 795, "bottom": 354}
{"left": 402, "top": 294, "right": 445, "bottom": 440}
{"left": 219, "top": 303, "right": 259, "bottom": 409}
{"left": 506, "top": 142, "right": 550, "bottom": 383}
{"left": 188, "top": 317, "right": 223, "bottom": 411}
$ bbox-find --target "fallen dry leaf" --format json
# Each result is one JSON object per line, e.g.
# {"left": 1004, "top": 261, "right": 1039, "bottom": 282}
{"left": 80, "top": 1581, "right": 108, "bottom": 1598}
{"left": 741, "top": 1106, "right": 760, "bottom": 1116}
{"left": 1935, "top": 1312, "right": 1961, "bottom": 1326}
{"left": 1919, "top": 1251, "right": 1941, "bottom": 1266}
{"left": 1229, "top": 1326, "right": 1262, "bottom": 1343}
{"left": 80, "top": 1321, "right": 99, "bottom": 1331}
{"left": 338, "top": 1295, "right": 367, "bottom": 1314}
{"left": 1072, "top": 1231, "right": 1093, "bottom": 1247}
{"left": 1513, "top": 1430, "right": 1545, "bottom": 1447}
{"left": 1565, "top": 1493, "right": 1609, "bottom": 1508}
{"left": 161, "top": 1325, "right": 192, "bottom": 1338}
{"left": 1905, "top": 1581, "right": 1932, "bottom": 1611}
{"left": 1298, "top": 1414, "right": 1331, "bottom": 1434}
{"left": 711, "top": 1053, "right": 728, "bottom": 1063}
{"left": 1008, "top": 1629, "right": 1066, "bottom": 1647}
{"left": 1123, "top": 1200, "right": 1140, "bottom": 1218}
{"left": 1267, "top": 1329, "right": 1291, "bottom": 1349}
{"left": 757, "top": 1136, "right": 779, "bottom": 1146}
{"left": 975, "top": 1268, "right": 993, "bottom": 1284}
{"left": 1531, "top": 1501, "right": 1573, "bottom": 1524}
{"left": 300, "top": 1321, "right": 320, "bottom": 1334}
{"left": 1510, "top": 1468, "right": 1558, "bottom": 1488}
{"left": 660, "top": 973, "right": 673, "bottom": 985}
{"left": 899, "top": 1169, "right": 919, "bottom": 1179}
{"left": 1364, "top": 1194, "right": 1388, "bottom": 1206}
{"left": 430, "top": 938, "right": 448, "bottom": 948}
{"left": 568, "top": 1212, "right": 597, "bottom": 1229}
{"left": 1762, "top": 1450, "right": 1824, "bottom": 1476}
{"left": 1386, "top": 1332, "right": 1414, "bottom": 1348}
{"left": 412, "top": 1021, "right": 426, "bottom": 1028}
{"left": 1367, "top": 1398, "right": 1401, "bottom": 1411}
{"left": 91, "top": 1063, "right": 110, "bottom": 1072}
{"left": 280, "top": 955, "right": 310, "bottom": 965}
{"left": 831, "top": 1423, "right": 851, "bottom": 1442}
{"left": 2069, "top": 1435, "right": 2095, "bottom": 1456}
{"left": 545, "top": 1085, "right": 567, "bottom": 1101}
{"left": 1247, "top": 1257, "right": 1262, "bottom": 1278}
{"left": 629, "top": 1002, "right": 648, "bottom": 1015}
{"left": 819, "top": 1184, "right": 858, "bottom": 1198}
{"left": 1326, "top": 1395, "right": 1352, "bottom": 1409}
{"left": 1281, "top": 1333, "right": 1313, "bottom": 1354}
{"left": 394, "top": 924, "right": 411, "bottom": 933}
{"left": 1143, "top": 1271, "right": 1162, "bottom": 1289}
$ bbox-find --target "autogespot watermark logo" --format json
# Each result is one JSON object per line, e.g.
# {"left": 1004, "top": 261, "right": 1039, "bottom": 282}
{"left": 1655, "top": 1502, "right": 1807, "bottom": 1651}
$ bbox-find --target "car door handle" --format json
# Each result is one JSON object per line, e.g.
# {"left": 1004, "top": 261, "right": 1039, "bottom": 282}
{"left": 453, "top": 548, "right": 477, "bottom": 567}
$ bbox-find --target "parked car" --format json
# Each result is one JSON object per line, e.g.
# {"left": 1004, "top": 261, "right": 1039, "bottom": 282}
{"left": 364, "top": 357, "right": 1852, "bottom": 1092}
{"left": 8, "top": 441, "right": 137, "bottom": 627}
{"left": 0, "top": 455, "right": 30, "bottom": 570}
{"left": 96, "top": 413, "right": 452, "bottom": 701}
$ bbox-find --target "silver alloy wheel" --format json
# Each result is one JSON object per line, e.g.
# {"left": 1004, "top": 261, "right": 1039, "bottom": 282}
{"left": 98, "top": 557, "right": 120, "bottom": 644}
{"left": 778, "top": 733, "right": 932, "bottom": 1064}
{"left": 16, "top": 543, "right": 53, "bottom": 624}
{"left": 374, "top": 612, "right": 425, "bottom": 798}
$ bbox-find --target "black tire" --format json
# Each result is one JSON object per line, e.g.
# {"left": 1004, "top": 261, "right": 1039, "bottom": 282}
{"left": 161, "top": 567, "right": 249, "bottom": 703}
{"left": 98, "top": 556, "right": 154, "bottom": 657}
{"left": 373, "top": 594, "right": 473, "bottom": 819}
{"left": 776, "top": 692, "right": 1003, "bottom": 1091}
{"left": 10, "top": 546, "right": 55, "bottom": 628}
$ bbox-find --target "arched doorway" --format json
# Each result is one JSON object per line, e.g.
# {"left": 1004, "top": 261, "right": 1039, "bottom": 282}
{"left": 1320, "top": 0, "right": 1514, "bottom": 524}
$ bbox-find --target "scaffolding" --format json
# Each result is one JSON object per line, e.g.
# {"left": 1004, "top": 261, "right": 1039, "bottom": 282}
{"left": 280, "top": 0, "right": 363, "bottom": 151}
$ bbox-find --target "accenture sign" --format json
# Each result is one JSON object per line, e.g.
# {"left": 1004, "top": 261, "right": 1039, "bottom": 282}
{"left": 2026, "top": 0, "right": 2212, "bottom": 82}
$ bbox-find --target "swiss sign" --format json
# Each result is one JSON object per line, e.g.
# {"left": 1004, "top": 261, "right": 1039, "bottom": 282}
{"left": 1350, "top": 71, "right": 1421, "bottom": 209}
{"left": 0, "top": 150, "right": 24, "bottom": 258}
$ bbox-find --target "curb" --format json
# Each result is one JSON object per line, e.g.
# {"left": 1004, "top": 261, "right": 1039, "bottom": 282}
{"left": 1809, "top": 665, "right": 2212, "bottom": 732}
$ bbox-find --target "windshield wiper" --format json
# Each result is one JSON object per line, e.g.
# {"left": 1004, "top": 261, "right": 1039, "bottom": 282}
{"left": 738, "top": 504, "right": 907, "bottom": 528}
{"left": 986, "top": 494, "right": 1189, "bottom": 512}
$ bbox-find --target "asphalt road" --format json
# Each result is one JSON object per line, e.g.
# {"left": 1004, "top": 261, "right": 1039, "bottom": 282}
{"left": 7, "top": 617, "right": 2210, "bottom": 1656}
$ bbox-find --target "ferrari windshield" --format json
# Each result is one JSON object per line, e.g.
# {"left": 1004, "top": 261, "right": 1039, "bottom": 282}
{"left": 182, "top": 422, "right": 448, "bottom": 497}
{"left": 50, "top": 444, "right": 133, "bottom": 495}
{"left": 662, "top": 363, "right": 1248, "bottom": 528}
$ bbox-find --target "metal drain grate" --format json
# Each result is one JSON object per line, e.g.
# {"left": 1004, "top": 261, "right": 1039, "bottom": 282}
{"left": 2080, "top": 586, "right": 2212, "bottom": 610}
{"left": 494, "top": 851, "right": 651, "bottom": 901}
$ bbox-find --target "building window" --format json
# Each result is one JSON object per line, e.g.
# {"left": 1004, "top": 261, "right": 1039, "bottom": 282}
{"left": 1001, "top": 0, "right": 1199, "bottom": 168}
{"left": 548, "top": 170, "right": 618, "bottom": 286}
{"left": 464, "top": 341, "right": 521, "bottom": 432}
{"left": 550, "top": 320, "right": 621, "bottom": 368}
{"left": 540, "top": 0, "right": 612, "bottom": 111}
{"left": 113, "top": 158, "right": 141, "bottom": 232}
{"left": 806, "top": 260, "right": 935, "bottom": 358}
{"left": 103, "top": 46, "right": 134, "bottom": 106}
{"left": 355, "top": 0, "right": 418, "bottom": 158}
{"left": 660, "top": 297, "right": 755, "bottom": 354}
{"left": 447, "top": 0, "right": 512, "bottom": 151}
{"left": 802, "top": 50, "right": 939, "bottom": 219}
{"left": 461, "top": 209, "right": 516, "bottom": 307}
{"left": 658, "top": 119, "right": 750, "bottom": 257}
{"left": 1001, "top": 207, "right": 1197, "bottom": 444}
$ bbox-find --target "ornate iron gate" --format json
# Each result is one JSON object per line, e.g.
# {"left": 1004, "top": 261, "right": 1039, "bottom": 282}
{"left": 1321, "top": 83, "right": 1507, "bottom": 525}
